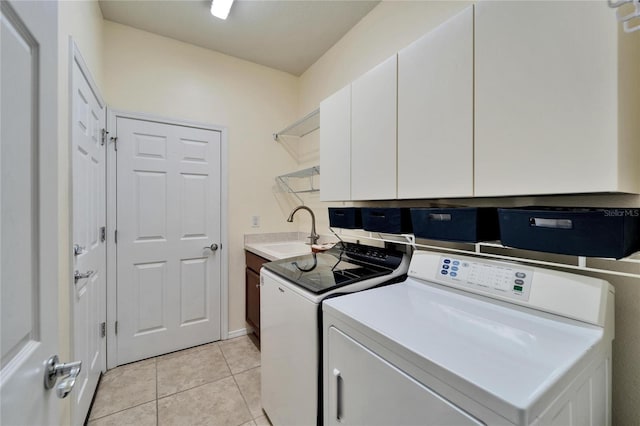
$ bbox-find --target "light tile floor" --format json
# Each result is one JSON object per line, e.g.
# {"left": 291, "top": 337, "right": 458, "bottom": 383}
{"left": 88, "top": 335, "right": 270, "bottom": 426}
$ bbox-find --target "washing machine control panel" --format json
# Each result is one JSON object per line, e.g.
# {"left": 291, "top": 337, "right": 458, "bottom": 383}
{"left": 437, "top": 256, "right": 533, "bottom": 301}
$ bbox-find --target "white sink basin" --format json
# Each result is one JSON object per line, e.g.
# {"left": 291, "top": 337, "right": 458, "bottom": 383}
{"left": 260, "top": 241, "right": 311, "bottom": 257}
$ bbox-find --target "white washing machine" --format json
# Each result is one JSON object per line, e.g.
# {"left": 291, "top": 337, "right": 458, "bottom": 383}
{"left": 322, "top": 251, "right": 614, "bottom": 426}
{"left": 260, "top": 243, "right": 410, "bottom": 426}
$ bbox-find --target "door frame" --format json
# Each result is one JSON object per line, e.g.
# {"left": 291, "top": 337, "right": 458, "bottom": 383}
{"left": 105, "top": 109, "right": 229, "bottom": 369}
{"left": 67, "top": 38, "right": 107, "bottom": 423}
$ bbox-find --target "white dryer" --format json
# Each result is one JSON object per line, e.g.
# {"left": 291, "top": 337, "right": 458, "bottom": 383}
{"left": 322, "top": 251, "right": 614, "bottom": 426}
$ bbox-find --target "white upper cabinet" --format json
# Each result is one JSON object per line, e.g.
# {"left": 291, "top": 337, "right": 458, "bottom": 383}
{"left": 397, "top": 5, "right": 473, "bottom": 199}
{"left": 320, "top": 85, "right": 351, "bottom": 201}
{"left": 351, "top": 55, "right": 398, "bottom": 200}
{"left": 475, "top": 1, "right": 640, "bottom": 197}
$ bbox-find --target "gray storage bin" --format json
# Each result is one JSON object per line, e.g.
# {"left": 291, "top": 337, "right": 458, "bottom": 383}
{"left": 411, "top": 208, "right": 499, "bottom": 243}
{"left": 362, "top": 208, "right": 412, "bottom": 234}
{"left": 498, "top": 207, "right": 640, "bottom": 259}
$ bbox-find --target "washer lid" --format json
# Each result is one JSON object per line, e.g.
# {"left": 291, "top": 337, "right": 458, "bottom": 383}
{"left": 323, "top": 279, "right": 606, "bottom": 424}
{"left": 263, "top": 242, "right": 404, "bottom": 295}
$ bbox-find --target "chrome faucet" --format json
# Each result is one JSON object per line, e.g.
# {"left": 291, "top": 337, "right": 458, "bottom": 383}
{"left": 287, "top": 205, "right": 319, "bottom": 245}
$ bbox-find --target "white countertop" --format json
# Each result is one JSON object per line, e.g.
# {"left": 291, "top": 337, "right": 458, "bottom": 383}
{"left": 244, "top": 232, "right": 336, "bottom": 261}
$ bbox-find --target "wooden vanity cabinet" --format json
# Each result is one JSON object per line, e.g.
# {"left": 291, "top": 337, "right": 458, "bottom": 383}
{"left": 245, "top": 250, "right": 268, "bottom": 340}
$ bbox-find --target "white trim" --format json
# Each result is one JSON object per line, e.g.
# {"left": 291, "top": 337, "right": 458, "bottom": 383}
{"left": 220, "top": 127, "right": 230, "bottom": 340}
{"left": 105, "top": 109, "right": 229, "bottom": 369}
{"left": 105, "top": 108, "right": 226, "bottom": 133}
{"left": 71, "top": 40, "right": 105, "bottom": 109}
{"left": 68, "top": 38, "right": 107, "bottom": 425}
{"left": 66, "top": 35, "right": 75, "bottom": 371}
{"left": 105, "top": 108, "right": 117, "bottom": 370}
{"left": 66, "top": 35, "right": 76, "bottom": 425}
{"left": 227, "top": 328, "right": 249, "bottom": 339}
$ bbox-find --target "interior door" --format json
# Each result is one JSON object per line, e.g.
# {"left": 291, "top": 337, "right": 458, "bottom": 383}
{"left": 71, "top": 54, "right": 106, "bottom": 424}
{"left": 1, "top": 0, "right": 61, "bottom": 424}
{"left": 115, "top": 117, "right": 222, "bottom": 365}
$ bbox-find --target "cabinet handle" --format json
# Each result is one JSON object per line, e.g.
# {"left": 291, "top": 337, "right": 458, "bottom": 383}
{"left": 333, "top": 368, "right": 343, "bottom": 422}
{"left": 529, "top": 217, "right": 573, "bottom": 229}
{"left": 428, "top": 213, "right": 451, "bottom": 222}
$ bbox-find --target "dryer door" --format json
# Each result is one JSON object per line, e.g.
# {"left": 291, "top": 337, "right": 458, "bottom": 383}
{"left": 326, "top": 327, "right": 483, "bottom": 426}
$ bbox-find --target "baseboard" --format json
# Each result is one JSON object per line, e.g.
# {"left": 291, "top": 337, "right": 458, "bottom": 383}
{"left": 226, "top": 328, "right": 249, "bottom": 339}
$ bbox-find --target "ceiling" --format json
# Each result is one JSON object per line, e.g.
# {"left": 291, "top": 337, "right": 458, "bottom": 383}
{"left": 99, "top": 0, "right": 380, "bottom": 76}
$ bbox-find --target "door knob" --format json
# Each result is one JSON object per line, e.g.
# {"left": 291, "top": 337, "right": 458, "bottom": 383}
{"left": 74, "top": 270, "right": 94, "bottom": 283}
{"left": 204, "top": 243, "right": 219, "bottom": 251}
{"left": 44, "top": 355, "right": 82, "bottom": 399}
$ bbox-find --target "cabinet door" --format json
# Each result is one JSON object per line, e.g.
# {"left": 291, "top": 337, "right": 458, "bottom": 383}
{"left": 475, "top": 1, "right": 620, "bottom": 196}
{"left": 320, "top": 85, "right": 352, "bottom": 201}
{"left": 398, "top": 5, "right": 473, "bottom": 199}
{"left": 326, "top": 327, "right": 482, "bottom": 426}
{"left": 351, "top": 55, "right": 398, "bottom": 200}
{"left": 245, "top": 268, "right": 260, "bottom": 336}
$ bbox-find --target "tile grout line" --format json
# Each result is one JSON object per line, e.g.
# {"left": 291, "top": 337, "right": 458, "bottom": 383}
{"left": 230, "top": 371, "right": 254, "bottom": 423}
{"left": 88, "top": 361, "right": 153, "bottom": 422}
{"left": 154, "top": 343, "right": 235, "bottom": 400}
{"left": 220, "top": 339, "right": 256, "bottom": 423}
{"left": 88, "top": 399, "right": 157, "bottom": 422}
{"left": 155, "top": 344, "right": 237, "bottom": 402}
{"left": 92, "top": 339, "right": 258, "bottom": 424}
{"left": 155, "top": 374, "right": 232, "bottom": 401}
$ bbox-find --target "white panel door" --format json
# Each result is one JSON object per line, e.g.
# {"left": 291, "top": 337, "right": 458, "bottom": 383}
{"left": 351, "top": 55, "right": 398, "bottom": 201}
{"left": 71, "top": 56, "right": 106, "bottom": 424}
{"left": 326, "top": 327, "right": 482, "bottom": 426}
{"left": 116, "top": 117, "right": 222, "bottom": 365}
{"left": 1, "top": 0, "right": 61, "bottom": 424}
{"left": 397, "top": 5, "right": 473, "bottom": 199}
{"left": 320, "top": 84, "right": 351, "bottom": 201}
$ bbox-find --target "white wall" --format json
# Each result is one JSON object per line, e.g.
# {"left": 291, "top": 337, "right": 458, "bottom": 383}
{"left": 297, "top": 2, "right": 640, "bottom": 425}
{"left": 57, "top": 1, "right": 105, "bottom": 424}
{"left": 299, "top": 1, "right": 472, "bottom": 114}
{"left": 295, "top": 1, "right": 474, "bottom": 235}
{"left": 55, "top": 1, "right": 639, "bottom": 423}
{"left": 102, "top": 21, "right": 301, "bottom": 334}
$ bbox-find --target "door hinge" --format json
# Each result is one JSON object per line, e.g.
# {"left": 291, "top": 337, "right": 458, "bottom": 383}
{"left": 115, "top": 321, "right": 118, "bottom": 335}
{"left": 100, "top": 226, "right": 106, "bottom": 243}
{"left": 114, "top": 230, "right": 118, "bottom": 244}
{"left": 100, "top": 322, "right": 106, "bottom": 338}
{"left": 101, "top": 128, "right": 108, "bottom": 146}
{"left": 110, "top": 135, "right": 118, "bottom": 151}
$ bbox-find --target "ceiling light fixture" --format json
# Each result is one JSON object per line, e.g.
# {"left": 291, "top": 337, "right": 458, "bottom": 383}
{"left": 211, "top": 0, "right": 234, "bottom": 20}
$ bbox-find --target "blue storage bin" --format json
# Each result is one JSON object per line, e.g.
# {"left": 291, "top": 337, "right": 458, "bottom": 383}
{"left": 361, "top": 208, "right": 412, "bottom": 234}
{"left": 498, "top": 207, "right": 640, "bottom": 259}
{"left": 328, "top": 208, "right": 362, "bottom": 229}
{"left": 410, "top": 208, "right": 499, "bottom": 243}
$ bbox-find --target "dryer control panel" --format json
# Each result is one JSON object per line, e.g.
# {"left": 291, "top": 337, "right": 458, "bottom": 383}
{"left": 408, "top": 251, "right": 613, "bottom": 326}
{"left": 436, "top": 256, "right": 533, "bottom": 301}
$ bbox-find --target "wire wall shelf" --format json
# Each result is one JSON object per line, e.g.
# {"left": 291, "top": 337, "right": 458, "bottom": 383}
{"left": 273, "top": 109, "right": 320, "bottom": 141}
{"left": 276, "top": 166, "right": 320, "bottom": 205}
